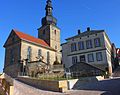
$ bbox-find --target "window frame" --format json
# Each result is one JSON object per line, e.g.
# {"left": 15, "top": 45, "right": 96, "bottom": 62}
{"left": 10, "top": 49, "right": 14, "bottom": 64}
{"left": 71, "top": 43, "right": 77, "bottom": 52}
{"left": 38, "top": 49, "right": 42, "bottom": 58}
{"left": 86, "top": 40, "right": 93, "bottom": 49}
{"left": 96, "top": 52, "right": 103, "bottom": 61}
{"left": 79, "top": 55, "right": 86, "bottom": 62}
{"left": 47, "top": 51, "right": 50, "bottom": 64}
{"left": 88, "top": 53, "right": 94, "bottom": 62}
{"left": 72, "top": 56, "right": 78, "bottom": 64}
{"left": 78, "top": 41, "right": 84, "bottom": 50}
{"left": 94, "top": 38, "right": 101, "bottom": 47}
{"left": 27, "top": 46, "right": 32, "bottom": 62}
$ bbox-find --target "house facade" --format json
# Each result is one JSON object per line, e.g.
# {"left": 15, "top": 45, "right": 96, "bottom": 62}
{"left": 62, "top": 27, "right": 114, "bottom": 75}
{"left": 3, "top": 0, "right": 61, "bottom": 77}
{"left": 117, "top": 48, "right": 120, "bottom": 65}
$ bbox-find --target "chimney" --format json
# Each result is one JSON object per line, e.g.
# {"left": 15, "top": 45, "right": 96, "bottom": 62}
{"left": 87, "top": 27, "right": 90, "bottom": 31}
{"left": 78, "top": 29, "right": 81, "bottom": 35}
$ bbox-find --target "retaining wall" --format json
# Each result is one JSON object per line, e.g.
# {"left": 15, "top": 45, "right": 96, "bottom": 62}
{"left": 18, "top": 77, "right": 68, "bottom": 92}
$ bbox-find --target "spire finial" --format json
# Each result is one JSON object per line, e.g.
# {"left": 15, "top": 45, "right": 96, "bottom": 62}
{"left": 45, "top": 0, "right": 53, "bottom": 16}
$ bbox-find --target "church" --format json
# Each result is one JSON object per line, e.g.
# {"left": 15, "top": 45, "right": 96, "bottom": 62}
{"left": 3, "top": 0, "right": 61, "bottom": 77}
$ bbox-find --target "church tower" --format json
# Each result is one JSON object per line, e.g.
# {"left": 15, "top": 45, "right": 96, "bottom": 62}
{"left": 38, "top": 0, "right": 61, "bottom": 63}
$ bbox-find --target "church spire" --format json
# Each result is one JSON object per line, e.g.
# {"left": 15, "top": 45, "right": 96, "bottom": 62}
{"left": 41, "top": 0, "right": 57, "bottom": 26}
{"left": 45, "top": 0, "right": 53, "bottom": 16}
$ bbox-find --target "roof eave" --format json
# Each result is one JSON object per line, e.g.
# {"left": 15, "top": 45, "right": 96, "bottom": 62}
{"left": 21, "top": 39, "right": 56, "bottom": 51}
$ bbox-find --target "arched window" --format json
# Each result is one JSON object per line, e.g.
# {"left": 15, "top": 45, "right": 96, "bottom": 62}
{"left": 38, "top": 49, "right": 42, "bottom": 58}
{"left": 54, "top": 30, "right": 56, "bottom": 35}
{"left": 27, "top": 46, "right": 32, "bottom": 62}
{"left": 47, "top": 51, "right": 50, "bottom": 64}
{"left": 10, "top": 49, "right": 14, "bottom": 64}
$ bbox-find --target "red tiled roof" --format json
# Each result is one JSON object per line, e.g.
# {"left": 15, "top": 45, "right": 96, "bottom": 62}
{"left": 13, "top": 29, "right": 50, "bottom": 47}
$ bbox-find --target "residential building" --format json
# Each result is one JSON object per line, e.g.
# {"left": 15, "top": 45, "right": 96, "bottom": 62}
{"left": 117, "top": 48, "right": 120, "bottom": 65}
{"left": 3, "top": 0, "right": 61, "bottom": 77}
{"left": 111, "top": 44, "right": 119, "bottom": 70}
{"left": 62, "top": 27, "right": 114, "bottom": 75}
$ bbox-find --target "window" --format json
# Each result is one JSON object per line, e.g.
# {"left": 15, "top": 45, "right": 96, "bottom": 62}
{"left": 79, "top": 55, "right": 86, "bottom": 62}
{"left": 38, "top": 49, "right": 42, "bottom": 58}
{"left": 94, "top": 38, "right": 101, "bottom": 47}
{"left": 54, "top": 30, "right": 56, "bottom": 35}
{"left": 12, "top": 36, "right": 15, "bottom": 42}
{"left": 86, "top": 40, "right": 93, "bottom": 49}
{"left": 27, "top": 46, "right": 32, "bottom": 62}
{"left": 43, "top": 30, "right": 45, "bottom": 35}
{"left": 10, "top": 49, "right": 14, "bottom": 64}
{"left": 72, "top": 56, "right": 78, "bottom": 64}
{"left": 18, "top": 47, "right": 20, "bottom": 60}
{"left": 96, "top": 52, "right": 103, "bottom": 61}
{"left": 71, "top": 43, "right": 77, "bottom": 52}
{"left": 78, "top": 41, "right": 84, "bottom": 50}
{"left": 55, "top": 45, "right": 57, "bottom": 49}
{"left": 88, "top": 53, "right": 94, "bottom": 62}
{"left": 47, "top": 51, "right": 50, "bottom": 64}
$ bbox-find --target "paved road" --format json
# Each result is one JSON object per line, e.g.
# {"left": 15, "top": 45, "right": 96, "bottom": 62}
{"left": 14, "top": 80, "right": 66, "bottom": 95}
{"left": 14, "top": 77, "right": 120, "bottom": 95}
{"left": 71, "top": 78, "right": 120, "bottom": 95}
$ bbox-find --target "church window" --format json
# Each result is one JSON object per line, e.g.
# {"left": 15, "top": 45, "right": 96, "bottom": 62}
{"left": 12, "top": 36, "right": 15, "bottom": 42}
{"left": 55, "top": 45, "right": 57, "bottom": 49}
{"left": 27, "top": 46, "right": 32, "bottom": 62}
{"left": 38, "top": 49, "right": 42, "bottom": 58}
{"left": 10, "top": 49, "right": 14, "bottom": 64}
{"left": 18, "top": 47, "right": 20, "bottom": 60}
{"left": 54, "top": 30, "right": 56, "bottom": 35}
{"left": 47, "top": 51, "right": 50, "bottom": 64}
{"left": 43, "top": 30, "right": 46, "bottom": 35}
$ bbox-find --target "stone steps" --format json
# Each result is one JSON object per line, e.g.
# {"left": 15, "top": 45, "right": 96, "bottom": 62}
{"left": 112, "top": 66, "right": 120, "bottom": 77}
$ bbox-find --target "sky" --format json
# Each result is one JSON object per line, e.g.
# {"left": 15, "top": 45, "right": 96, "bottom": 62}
{"left": 0, "top": 0, "right": 120, "bottom": 72}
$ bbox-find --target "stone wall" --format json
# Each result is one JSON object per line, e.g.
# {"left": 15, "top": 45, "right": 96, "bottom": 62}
{"left": 0, "top": 74, "right": 14, "bottom": 95}
{"left": 13, "top": 79, "right": 64, "bottom": 95}
{"left": 17, "top": 77, "right": 68, "bottom": 92}
{"left": 21, "top": 41, "right": 56, "bottom": 65}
